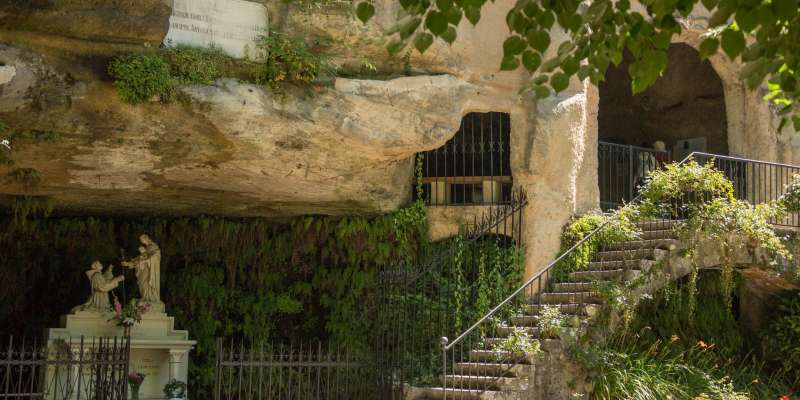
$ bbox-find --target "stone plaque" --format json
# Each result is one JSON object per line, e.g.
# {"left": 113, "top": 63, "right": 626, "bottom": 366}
{"left": 164, "top": 0, "right": 268, "bottom": 59}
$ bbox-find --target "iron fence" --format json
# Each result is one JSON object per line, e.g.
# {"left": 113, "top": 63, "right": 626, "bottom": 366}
{"left": 214, "top": 340, "right": 375, "bottom": 400}
{"left": 0, "top": 336, "right": 129, "bottom": 400}
{"left": 213, "top": 189, "right": 529, "bottom": 400}
{"left": 417, "top": 112, "right": 512, "bottom": 206}
{"left": 598, "top": 141, "right": 671, "bottom": 211}
{"left": 691, "top": 152, "right": 800, "bottom": 227}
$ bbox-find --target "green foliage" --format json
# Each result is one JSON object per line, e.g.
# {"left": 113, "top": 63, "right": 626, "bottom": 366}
{"left": 638, "top": 160, "right": 734, "bottom": 218}
{"left": 763, "top": 290, "right": 800, "bottom": 386}
{"left": 160, "top": 45, "right": 228, "bottom": 85}
{"left": 9, "top": 195, "right": 53, "bottom": 228}
{"left": 634, "top": 161, "right": 789, "bottom": 305}
{"left": 8, "top": 129, "right": 62, "bottom": 143}
{"left": 358, "top": 0, "right": 800, "bottom": 126}
{"left": 8, "top": 168, "right": 41, "bottom": 188}
{"left": 581, "top": 271, "right": 797, "bottom": 399}
{"left": 779, "top": 174, "right": 800, "bottom": 213}
{"left": 254, "top": 32, "right": 335, "bottom": 91}
{"left": 0, "top": 204, "right": 427, "bottom": 395}
{"left": 491, "top": 327, "right": 542, "bottom": 361}
{"left": 553, "top": 209, "right": 639, "bottom": 282}
{"left": 537, "top": 305, "right": 566, "bottom": 339}
{"left": 108, "top": 54, "right": 175, "bottom": 104}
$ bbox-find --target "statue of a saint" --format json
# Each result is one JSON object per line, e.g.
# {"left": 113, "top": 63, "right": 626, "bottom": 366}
{"left": 122, "top": 234, "right": 162, "bottom": 305}
{"left": 72, "top": 261, "right": 124, "bottom": 313}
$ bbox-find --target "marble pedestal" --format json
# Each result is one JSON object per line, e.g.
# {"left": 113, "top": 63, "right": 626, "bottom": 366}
{"left": 47, "top": 305, "right": 196, "bottom": 400}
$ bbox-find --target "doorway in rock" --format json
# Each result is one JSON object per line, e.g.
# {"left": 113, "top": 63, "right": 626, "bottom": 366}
{"left": 597, "top": 43, "right": 729, "bottom": 209}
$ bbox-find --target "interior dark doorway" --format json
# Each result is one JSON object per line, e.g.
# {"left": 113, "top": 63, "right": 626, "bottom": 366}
{"left": 598, "top": 43, "right": 728, "bottom": 160}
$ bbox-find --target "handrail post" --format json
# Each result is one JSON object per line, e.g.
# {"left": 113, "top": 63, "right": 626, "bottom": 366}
{"left": 440, "top": 337, "right": 448, "bottom": 399}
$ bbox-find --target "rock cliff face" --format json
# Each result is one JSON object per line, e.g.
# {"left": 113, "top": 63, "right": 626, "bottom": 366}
{"left": 0, "top": 41, "right": 481, "bottom": 216}
{"left": 0, "top": 1, "right": 487, "bottom": 217}
{"left": 0, "top": 0, "right": 600, "bottom": 280}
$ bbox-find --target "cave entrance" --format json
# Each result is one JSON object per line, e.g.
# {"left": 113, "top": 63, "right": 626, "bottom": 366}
{"left": 597, "top": 43, "right": 729, "bottom": 209}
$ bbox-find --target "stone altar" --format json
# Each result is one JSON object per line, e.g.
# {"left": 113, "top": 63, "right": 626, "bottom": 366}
{"left": 164, "top": 0, "right": 269, "bottom": 59}
{"left": 47, "top": 237, "right": 195, "bottom": 400}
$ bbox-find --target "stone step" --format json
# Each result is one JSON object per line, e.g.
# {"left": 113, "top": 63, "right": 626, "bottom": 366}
{"left": 452, "top": 362, "right": 520, "bottom": 377}
{"left": 586, "top": 259, "right": 642, "bottom": 271}
{"left": 567, "top": 269, "right": 624, "bottom": 282}
{"left": 607, "top": 238, "right": 678, "bottom": 251}
{"left": 469, "top": 349, "right": 530, "bottom": 363}
{"left": 593, "top": 248, "right": 656, "bottom": 261}
{"left": 441, "top": 374, "right": 513, "bottom": 390}
{"left": 508, "top": 314, "right": 539, "bottom": 326}
{"left": 495, "top": 325, "right": 540, "bottom": 337}
{"left": 551, "top": 281, "right": 594, "bottom": 293}
{"left": 537, "top": 291, "right": 600, "bottom": 304}
{"left": 523, "top": 303, "right": 588, "bottom": 316}
{"left": 640, "top": 229, "right": 678, "bottom": 240}
{"left": 637, "top": 219, "right": 682, "bottom": 231}
{"left": 413, "top": 387, "right": 499, "bottom": 400}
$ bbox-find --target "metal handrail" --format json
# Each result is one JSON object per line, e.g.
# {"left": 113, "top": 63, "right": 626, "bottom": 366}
{"left": 443, "top": 152, "right": 699, "bottom": 351}
{"left": 443, "top": 150, "right": 800, "bottom": 351}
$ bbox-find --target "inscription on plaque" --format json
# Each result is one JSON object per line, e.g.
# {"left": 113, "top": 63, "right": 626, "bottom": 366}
{"left": 164, "top": 0, "right": 268, "bottom": 59}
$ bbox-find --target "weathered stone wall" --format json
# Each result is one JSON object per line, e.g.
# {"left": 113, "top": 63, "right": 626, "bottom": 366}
{"left": 0, "top": 0, "right": 796, "bottom": 282}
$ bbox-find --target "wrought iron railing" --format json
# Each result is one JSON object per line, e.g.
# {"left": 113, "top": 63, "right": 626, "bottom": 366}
{"left": 212, "top": 189, "right": 528, "bottom": 400}
{"left": 436, "top": 152, "right": 800, "bottom": 398}
{"left": 214, "top": 339, "right": 374, "bottom": 400}
{"left": 417, "top": 112, "right": 513, "bottom": 206}
{"left": 691, "top": 152, "right": 800, "bottom": 227}
{"left": 599, "top": 141, "right": 671, "bottom": 211}
{"left": 370, "top": 188, "right": 527, "bottom": 396}
{"left": 0, "top": 335, "right": 129, "bottom": 400}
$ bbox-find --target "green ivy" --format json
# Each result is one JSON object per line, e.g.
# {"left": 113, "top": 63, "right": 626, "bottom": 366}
{"left": 108, "top": 54, "right": 175, "bottom": 104}
{"left": 254, "top": 32, "right": 336, "bottom": 92}
{"left": 763, "top": 289, "right": 800, "bottom": 386}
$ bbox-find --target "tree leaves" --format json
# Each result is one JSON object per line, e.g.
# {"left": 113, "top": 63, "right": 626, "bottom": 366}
{"left": 699, "top": 38, "right": 719, "bottom": 60}
{"left": 425, "top": 11, "right": 448, "bottom": 35}
{"left": 371, "top": 0, "right": 800, "bottom": 117}
{"left": 414, "top": 32, "right": 434, "bottom": 53}
{"left": 522, "top": 50, "right": 542, "bottom": 72}
{"left": 772, "top": 0, "right": 797, "bottom": 19}
{"left": 720, "top": 28, "right": 745, "bottom": 59}
{"left": 356, "top": 2, "right": 375, "bottom": 23}
{"left": 503, "top": 36, "right": 527, "bottom": 55}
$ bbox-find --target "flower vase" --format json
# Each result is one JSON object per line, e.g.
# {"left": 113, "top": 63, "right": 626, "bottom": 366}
{"left": 123, "top": 326, "right": 131, "bottom": 338}
{"left": 129, "top": 384, "right": 140, "bottom": 400}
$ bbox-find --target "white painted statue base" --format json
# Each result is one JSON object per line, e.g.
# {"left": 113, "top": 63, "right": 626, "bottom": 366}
{"left": 47, "top": 306, "right": 196, "bottom": 400}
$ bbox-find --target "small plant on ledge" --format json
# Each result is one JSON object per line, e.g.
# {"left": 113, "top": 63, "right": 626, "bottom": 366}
{"left": 491, "top": 327, "right": 542, "bottom": 362}
{"left": 163, "top": 378, "right": 187, "bottom": 399}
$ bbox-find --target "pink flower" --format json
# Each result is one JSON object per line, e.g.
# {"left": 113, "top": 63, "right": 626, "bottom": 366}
{"left": 113, "top": 295, "right": 123, "bottom": 317}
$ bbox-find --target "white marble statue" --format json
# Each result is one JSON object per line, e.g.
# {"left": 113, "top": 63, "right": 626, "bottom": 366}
{"left": 122, "top": 234, "right": 162, "bottom": 305}
{"left": 72, "top": 261, "right": 124, "bottom": 313}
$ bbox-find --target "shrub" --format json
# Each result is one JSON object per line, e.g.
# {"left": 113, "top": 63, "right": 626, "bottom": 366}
{"left": 764, "top": 290, "right": 800, "bottom": 386}
{"left": 160, "top": 45, "right": 227, "bottom": 85}
{"left": 108, "top": 54, "right": 174, "bottom": 104}
{"left": 491, "top": 327, "right": 542, "bottom": 361}
{"left": 537, "top": 305, "right": 566, "bottom": 338}
{"left": 254, "top": 32, "right": 335, "bottom": 91}
{"left": 779, "top": 174, "right": 800, "bottom": 213}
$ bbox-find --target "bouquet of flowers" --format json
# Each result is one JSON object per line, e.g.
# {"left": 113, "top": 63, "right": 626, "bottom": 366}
{"left": 109, "top": 295, "right": 150, "bottom": 328}
{"left": 127, "top": 371, "right": 145, "bottom": 399}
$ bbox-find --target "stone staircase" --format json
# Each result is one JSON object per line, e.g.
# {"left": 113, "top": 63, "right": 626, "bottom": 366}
{"left": 408, "top": 220, "right": 682, "bottom": 400}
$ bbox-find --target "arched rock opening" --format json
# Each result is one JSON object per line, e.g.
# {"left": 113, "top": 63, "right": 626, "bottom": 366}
{"left": 599, "top": 43, "right": 728, "bottom": 159}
